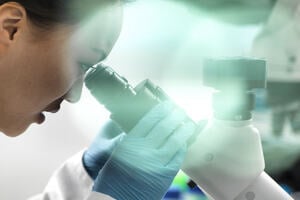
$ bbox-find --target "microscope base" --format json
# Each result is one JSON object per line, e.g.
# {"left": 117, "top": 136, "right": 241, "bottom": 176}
{"left": 234, "top": 172, "right": 294, "bottom": 200}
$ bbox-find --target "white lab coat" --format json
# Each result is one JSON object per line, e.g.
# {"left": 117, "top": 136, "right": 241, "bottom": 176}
{"left": 28, "top": 150, "right": 115, "bottom": 200}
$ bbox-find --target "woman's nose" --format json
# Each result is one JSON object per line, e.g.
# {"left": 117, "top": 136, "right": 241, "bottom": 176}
{"left": 65, "top": 76, "right": 84, "bottom": 103}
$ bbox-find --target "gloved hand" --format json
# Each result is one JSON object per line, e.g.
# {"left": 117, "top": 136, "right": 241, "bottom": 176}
{"left": 83, "top": 120, "right": 125, "bottom": 180}
{"left": 92, "top": 101, "right": 197, "bottom": 200}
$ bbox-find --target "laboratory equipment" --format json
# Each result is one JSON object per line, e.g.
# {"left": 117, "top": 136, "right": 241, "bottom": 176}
{"left": 181, "top": 58, "right": 293, "bottom": 200}
{"left": 84, "top": 58, "right": 294, "bottom": 200}
{"left": 84, "top": 65, "right": 170, "bottom": 132}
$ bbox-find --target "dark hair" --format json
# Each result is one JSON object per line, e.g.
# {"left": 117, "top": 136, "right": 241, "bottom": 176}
{"left": 0, "top": 0, "right": 130, "bottom": 28}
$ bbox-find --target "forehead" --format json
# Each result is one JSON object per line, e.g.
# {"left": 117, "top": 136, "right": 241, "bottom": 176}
{"left": 69, "top": 2, "right": 123, "bottom": 66}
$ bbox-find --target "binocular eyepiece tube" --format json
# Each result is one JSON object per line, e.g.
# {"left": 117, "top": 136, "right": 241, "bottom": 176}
{"left": 84, "top": 63, "right": 169, "bottom": 132}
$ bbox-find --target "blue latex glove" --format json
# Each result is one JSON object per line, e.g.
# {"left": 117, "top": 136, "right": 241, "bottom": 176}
{"left": 93, "top": 101, "right": 196, "bottom": 200}
{"left": 83, "top": 120, "right": 125, "bottom": 180}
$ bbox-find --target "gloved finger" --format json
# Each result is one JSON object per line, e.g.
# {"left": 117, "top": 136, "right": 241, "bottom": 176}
{"left": 186, "top": 120, "right": 208, "bottom": 146}
{"left": 146, "top": 107, "right": 188, "bottom": 148}
{"left": 89, "top": 131, "right": 126, "bottom": 159}
{"left": 165, "top": 145, "right": 188, "bottom": 170}
{"left": 102, "top": 132, "right": 126, "bottom": 150}
{"left": 129, "top": 101, "right": 175, "bottom": 138}
{"left": 100, "top": 120, "right": 123, "bottom": 139}
{"left": 160, "top": 121, "right": 196, "bottom": 165}
{"left": 91, "top": 120, "right": 123, "bottom": 145}
{"left": 89, "top": 120, "right": 124, "bottom": 150}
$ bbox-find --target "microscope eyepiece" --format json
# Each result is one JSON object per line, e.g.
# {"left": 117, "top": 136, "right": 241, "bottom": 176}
{"left": 84, "top": 63, "right": 169, "bottom": 132}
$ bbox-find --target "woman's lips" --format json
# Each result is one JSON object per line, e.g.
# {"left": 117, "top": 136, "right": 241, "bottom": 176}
{"left": 35, "top": 113, "right": 46, "bottom": 124}
{"left": 35, "top": 104, "right": 61, "bottom": 125}
{"left": 35, "top": 98, "right": 63, "bottom": 124}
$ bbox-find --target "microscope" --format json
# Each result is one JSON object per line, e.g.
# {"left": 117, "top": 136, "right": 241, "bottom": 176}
{"left": 84, "top": 58, "right": 294, "bottom": 200}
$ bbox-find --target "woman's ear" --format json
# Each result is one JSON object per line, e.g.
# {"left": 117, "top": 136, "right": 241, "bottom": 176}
{"left": 0, "top": 2, "right": 25, "bottom": 45}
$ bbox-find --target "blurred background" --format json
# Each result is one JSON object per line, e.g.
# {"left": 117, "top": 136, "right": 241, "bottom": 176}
{"left": 2, "top": 0, "right": 300, "bottom": 199}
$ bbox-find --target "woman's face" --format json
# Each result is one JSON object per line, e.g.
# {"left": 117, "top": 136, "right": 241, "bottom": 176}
{"left": 0, "top": 2, "right": 123, "bottom": 136}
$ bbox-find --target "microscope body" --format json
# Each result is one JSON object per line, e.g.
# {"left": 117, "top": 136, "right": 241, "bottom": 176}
{"left": 182, "top": 118, "right": 292, "bottom": 200}
{"left": 180, "top": 58, "right": 293, "bottom": 200}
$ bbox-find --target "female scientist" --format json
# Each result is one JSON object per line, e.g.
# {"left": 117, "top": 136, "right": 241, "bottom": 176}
{"left": 0, "top": 0, "right": 196, "bottom": 199}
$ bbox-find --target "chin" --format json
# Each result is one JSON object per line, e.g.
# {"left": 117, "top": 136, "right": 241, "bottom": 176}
{"left": 1, "top": 124, "right": 30, "bottom": 137}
